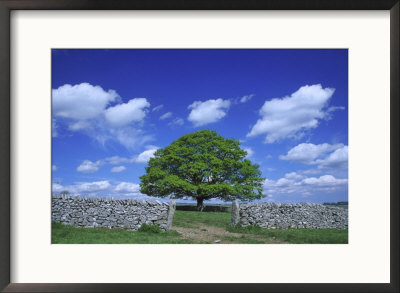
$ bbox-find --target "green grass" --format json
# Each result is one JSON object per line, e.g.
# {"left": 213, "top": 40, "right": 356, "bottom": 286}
{"left": 176, "top": 203, "right": 232, "bottom": 213}
{"left": 227, "top": 225, "right": 348, "bottom": 244}
{"left": 51, "top": 222, "right": 194, "bottom": 244}
{"left": 173, "top": 210, "right": 231, "bottom": 228}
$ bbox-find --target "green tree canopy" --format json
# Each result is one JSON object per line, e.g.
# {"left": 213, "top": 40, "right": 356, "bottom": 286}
{"left": 140, "top": 129, "right": 266, "bottom": 210}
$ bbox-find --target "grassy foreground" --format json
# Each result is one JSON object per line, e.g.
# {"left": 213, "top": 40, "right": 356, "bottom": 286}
{"left": 52, "top": 210, "right": 348, "bottom": 244}
{"left": 52, "top": 221, "right": 194, "bottom": 244}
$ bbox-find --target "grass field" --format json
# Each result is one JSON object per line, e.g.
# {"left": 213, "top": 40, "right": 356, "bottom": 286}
{"left": 52, "top": 222, "right": 195, "bottom": 244}
{"left": 52, "top": 210, "right": 348, "bottom": 244}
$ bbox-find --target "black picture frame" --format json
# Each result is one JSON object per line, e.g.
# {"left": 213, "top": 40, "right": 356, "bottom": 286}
{"left": 0, "top": 1, "right": 398, "bottom": 292}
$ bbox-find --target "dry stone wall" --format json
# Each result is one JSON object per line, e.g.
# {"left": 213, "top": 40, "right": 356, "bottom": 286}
{"left": 51, "top": 195, "right": 176, "bottom": 231}
{"left": 232, "top": 201, "right": 348, "bottom": 229}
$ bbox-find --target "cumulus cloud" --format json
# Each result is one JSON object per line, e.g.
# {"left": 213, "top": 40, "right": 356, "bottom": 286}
{"left": 275, "top": 178, "right": 293, "bottom": 187}
{"left": 280, "top": 143, "right": 348, "bottom": 169}
{"left": 302, "top": 175, "right": 347, "bottom": 186}
{"left": 263, "top": 174, "right": 347, "bottom": 196}
{"left": 188, "top": 98, "right": 231, "bottom": 127}
{"left": 76, "top": 160, "right": 101, "bottom": 173}
{"left": 159, "top": 112, "right": 172, "bottom": 120}
{"left": 104, "top": 98, "right": 150, "bottom": 127}
{"left": 243, "top": 147, "right": 254, "bottom": 159}
{"left": 52, "top": 180, "right": 149, "bottom": 198}
{"left": 111, "top": 166, "right": 126, "bottom": 173}
{"left": 75, "top": 181, "right": 111, "bottom": 192}
{"left": 52, "top": 180, "right": 112, "bottom": 194}
{"left": 52, "top": 83, "right": 152, "bottom": 149}
{"left": 115, "top": 182, "right": 141, "bottom": 194}
{"left": 247, "top": 84, "right": 336, "bottom": 143}
{"left": 284, "top": 172, "right": 304, "bottom": 180}
{"left": 168, "top": 117, "right": 184, "bottom": 126}
{"left": 316, "top": 146, "right": 348, "bottom": 169}
{"left": 52, "top": 183, "right": 63, "bottom": 192}
{"left": 135, "top": 148, "right": 158, "bottom": 163}
{"left": 53, "top": 83, "right": 118, "bottom": 120}
{"left": 280, "top": 143, "right": 343, "bottom": 164}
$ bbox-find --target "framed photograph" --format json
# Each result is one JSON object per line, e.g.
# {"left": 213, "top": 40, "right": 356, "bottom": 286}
{"left": 1, "top": 1, "right": 398, "bottom": 292}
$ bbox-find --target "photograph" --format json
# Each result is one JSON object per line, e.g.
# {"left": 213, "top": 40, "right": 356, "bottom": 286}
{"left": 1, "top": 0, "right": 397, "bottom": 290}
{"left": 51, "top": 49, "right": 348, "bottom": 244}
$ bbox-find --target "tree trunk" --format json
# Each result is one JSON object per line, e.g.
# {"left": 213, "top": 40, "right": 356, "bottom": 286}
{"left": 196, "top": 198, "right": 205, "bottom": 212}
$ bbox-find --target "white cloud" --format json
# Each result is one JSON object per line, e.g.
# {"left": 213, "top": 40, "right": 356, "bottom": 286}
{"left": 52, "top": 83, "right": 153, "bottom": 150}
{"left": 52, "top": 165, "right": 57, "bottom": 171}
{"left": 75, "top": 181, "right": 111, "bottom": 192}
{"left": 104, "top": 98, "right": 150, "bottom": 127}
{"left": 111, "top": 166, "right": 126, "bottom": 173}
{"left": 188, "top": 98, "right": 231, "bottom": 127}
{"left": 263, "top": 174, "right": 347, "bottom": 196}
{"left": 52, "top": 83, "right": 118, "bottom": 120}
{"left": 115, "top": 182, "right": 141, "bottom": 194}
{"left": 275, "top": 178, "right": 293, "bottom": 187}
{"left": 280, "top": 143, "right": 343, "bottom": 164}
{"left": 316, "top": 146, "right": 348, "bottom": 169}
{"left": 76, "top": 160, "right": 101, "bottom": 173}
{"left": 247, "top": 84, "right": 335, "bottom": 143}
{"left": 284, "top": 172, "right": 304, "bottom": 180}
{"left": 135, "top": 148, "right": 158, "bottom": 163}
{"left": 302, "top": 175, "right": 348, "bottom": 186}
{"left": 240, "top": 94, "right": 254, "bottom": 103}
{"left": 52, "top": 183, "right": 63, "bottom": 192}
{"left": 159, "top": 112, "right": 172, "bottom": 120}
{"left": 152, "top": 104, "right": 163, "bottom": 112}
{"left": 243, "top": 147, "right": 254, "bottom": 159}
{"left": 52, "top": 180, "right": 149, "bottom": 198}
{"left": 279, "top": 143, "right": 348, "bottom": 169}
{"left": 168, "top": 117, "right": 184, "bottom": 126}
{"left": 53, "top": 180, "right": 112, "bottom": 194}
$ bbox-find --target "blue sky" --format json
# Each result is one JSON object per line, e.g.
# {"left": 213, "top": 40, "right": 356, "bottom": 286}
{"left": 52, "top": 49, "right": 348, "bottom": 204}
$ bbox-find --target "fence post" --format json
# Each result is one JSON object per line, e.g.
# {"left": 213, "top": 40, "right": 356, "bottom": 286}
{"left": 231, "top": 200, "right": 240, "bottom": 226}
{"left": 166, "top": 199, "right": 176, "bottom": 230}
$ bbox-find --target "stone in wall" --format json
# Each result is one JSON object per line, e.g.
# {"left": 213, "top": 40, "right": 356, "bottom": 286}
{"left": 51, "top": 195, "right": 174, "bottom": 231}
{"left": 166, "top": 199, "right": 176, "bottom": 230}
{"left": 231, "top": 200, "right": 240, "bottom": 226}
{"left": 236, "top": 202, "right": 348, "bottom": 229}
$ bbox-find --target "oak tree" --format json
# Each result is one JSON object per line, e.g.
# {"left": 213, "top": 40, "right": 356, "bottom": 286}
{"left": 140, "top": 130, "right": 266, "bottom": 211}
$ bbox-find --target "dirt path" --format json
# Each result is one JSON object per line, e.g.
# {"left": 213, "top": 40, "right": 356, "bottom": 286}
{"left": 173, "top": 224, "right": 286, "bottom": 244}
